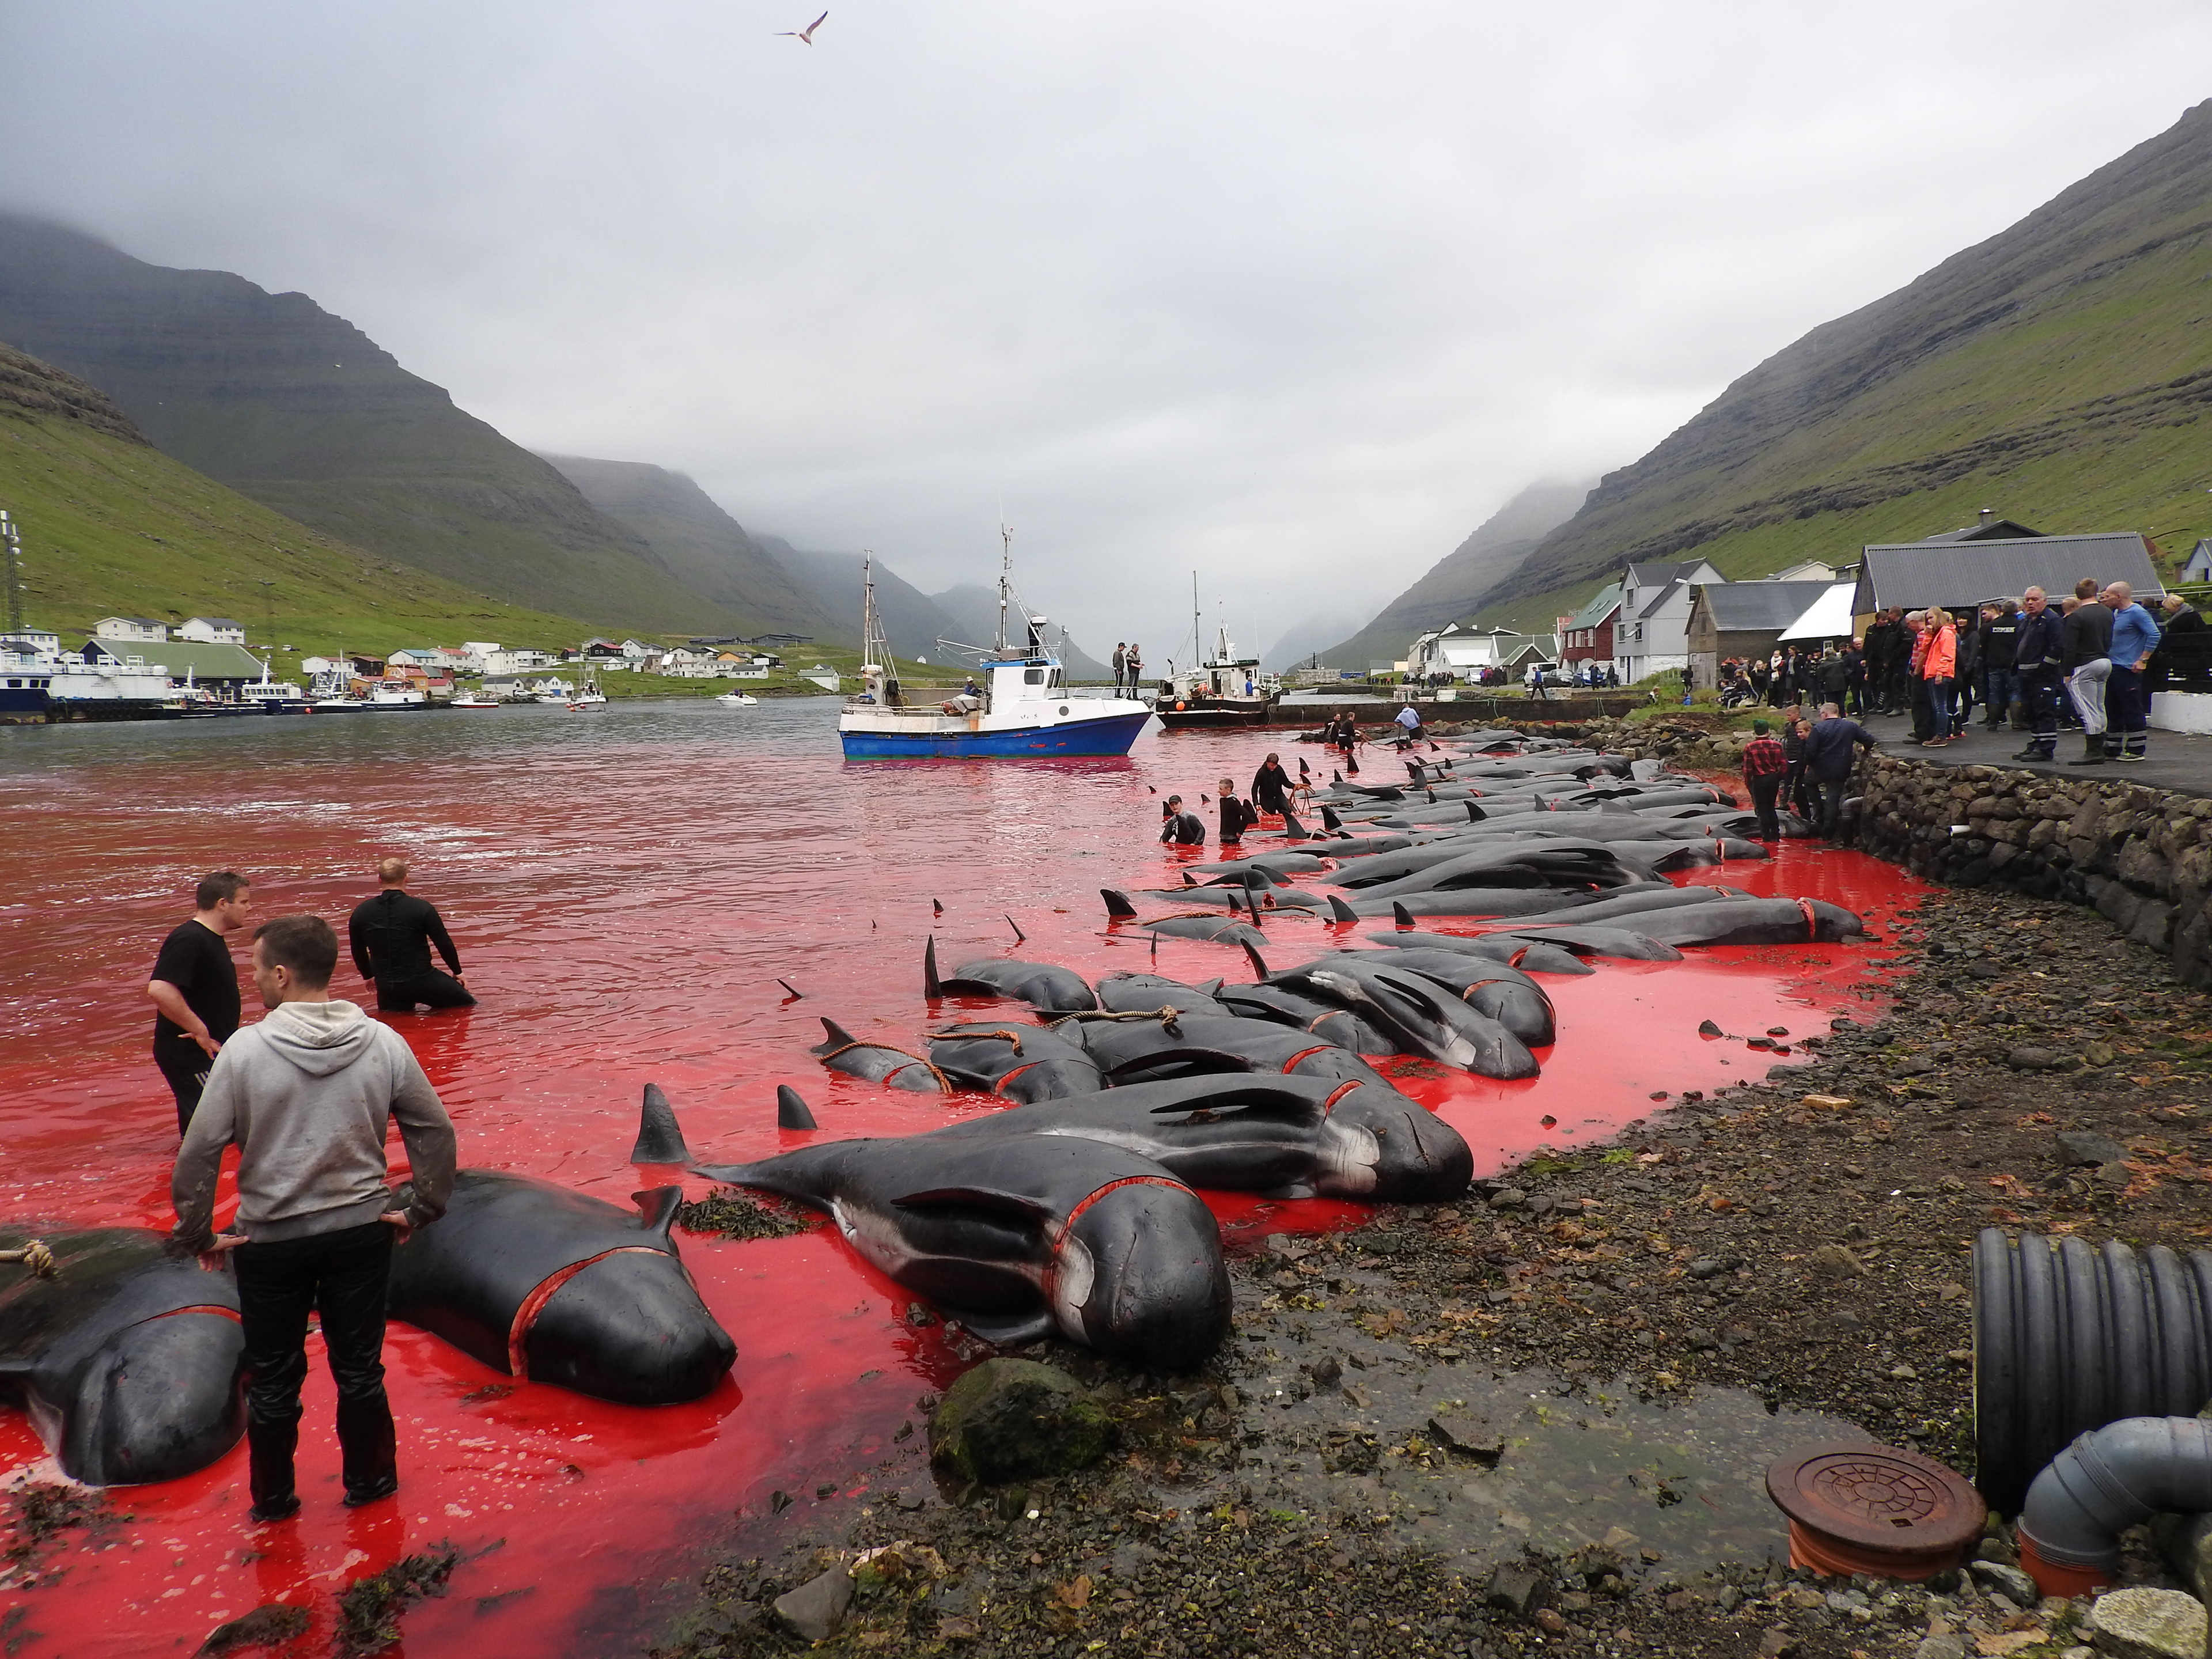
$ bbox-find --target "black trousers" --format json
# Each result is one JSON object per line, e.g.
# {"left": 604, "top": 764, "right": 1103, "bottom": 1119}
{"left": 1804, "top": 775, "right": 1849, "bottom": 838}
{"left": 233, "top": 1221, "right": 397, "bottom": 1508}
{"left": 2021, "top": 667, "right": 2063, "bottom": 753}
{"left": 1746, "top": 774, "right": 1782, "bottom": 840}
{"left": 154, "top": 1040, "right": 211, "bottom": 1138}
{"left": 374, "top": 969, "right": 476, "bottom": 1012}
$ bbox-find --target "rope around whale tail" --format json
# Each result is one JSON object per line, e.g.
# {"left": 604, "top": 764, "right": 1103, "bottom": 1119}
{"left": 1, "top": 1240, "right": 56, "bottom": 1278}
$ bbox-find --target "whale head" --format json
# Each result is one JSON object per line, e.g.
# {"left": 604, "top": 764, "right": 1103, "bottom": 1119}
{"left": 522, "top": 1247, "right": 736, "bottom": 1404}
{"left": 1051, "top": 1177, "right": 1229, "bottom": 1373}
{"left": 61, "top": 1310, "right": 246, "bottom": 1486}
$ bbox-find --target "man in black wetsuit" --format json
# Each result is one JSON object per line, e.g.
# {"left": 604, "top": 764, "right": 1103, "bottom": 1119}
{"left": 1250, "top": 753, "right": 1294, "bottom": 817}
{"left": 145, "top": 870, "right": 252, "bottom": 1135}
{"left": 1216, "top": 778, "right": 1259, "bottom": 846}
{"left": 1159, "top": 797, "right": 1206, "bottom": 846}
{"left": 347, "top": 859, "right": 475, "bottom": 1013}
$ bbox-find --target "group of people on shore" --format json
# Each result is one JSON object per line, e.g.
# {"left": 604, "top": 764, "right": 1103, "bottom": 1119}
{"left": 141, "top": 861, "right": 474, "bottom": 1525}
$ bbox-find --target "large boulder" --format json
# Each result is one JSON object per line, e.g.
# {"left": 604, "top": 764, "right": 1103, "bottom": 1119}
{"left": 929, "top": 1359, "right": 1112, "bottom": 1485}
{"left": 2087, "top": 1586, "right": 2207, "bottom": 1659}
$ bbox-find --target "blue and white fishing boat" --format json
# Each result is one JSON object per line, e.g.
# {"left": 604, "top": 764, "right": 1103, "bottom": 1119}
{"left": 837, "top": 539, "right": 1151, "bottom": 759}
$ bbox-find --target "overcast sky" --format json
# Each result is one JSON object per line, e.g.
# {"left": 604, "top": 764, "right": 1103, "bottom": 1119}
{"left": 3, "top": 2, "right": 2209, "bottom": 660}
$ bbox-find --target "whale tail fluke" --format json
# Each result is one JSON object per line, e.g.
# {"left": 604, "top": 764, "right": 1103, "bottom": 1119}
{"left": 1243, "top": 940, "right": 1270, "bottom": 981}
{"left": 1329, "top": 895, "right": 1358, "bottom": 925}
{"left": 1282, "top": 809, "right": 1308, "bottom": 840}
{"left": 631, "top": 1083, "right": 692, "bottom": 1164}
{"left": 776, "top": 1084, "right": 819, "bottom": 1130}
{"left": 925, "top": 935, "right": 944, "bottom": 998}
{"left": 1101, "top": 888, "right": 1139, "bottom": 919}
{"left": 631, "top": 1186, "right": 684, "bottom": 1237}
{"left": 1393, "top": 903, "right": 1415, "bottom": 930}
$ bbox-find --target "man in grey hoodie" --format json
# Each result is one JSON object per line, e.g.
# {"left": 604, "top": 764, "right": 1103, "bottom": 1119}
{"left": 172, "top": 914, "right": 457, "bottom": 1524}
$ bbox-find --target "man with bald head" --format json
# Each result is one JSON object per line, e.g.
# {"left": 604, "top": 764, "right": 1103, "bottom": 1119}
{"left": 2103, "top": 581, "right": 2162, "bottom": 762}
{"left": 2012, "top": 587, "right": 2068, "bottom": 763}
{"left": 347, "top": 859, "right": 475, "bottom": 1012}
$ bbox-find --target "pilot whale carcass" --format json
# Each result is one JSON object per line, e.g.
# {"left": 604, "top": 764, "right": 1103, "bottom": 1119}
{"left": 385, "top": 1174, "right": 734, "bottom": 1405}
{"left": 694, "top": 1131, "right": 1230, "bottom": 1370}
{"left": 0, "top": 1225, "right": 245, "bottom": 1485}
{"left": 925, "top": 938, "right": 1098, "bottom": 1012}
{"left": 925, "top": 1021, "right": 1105, "bottom": 1101}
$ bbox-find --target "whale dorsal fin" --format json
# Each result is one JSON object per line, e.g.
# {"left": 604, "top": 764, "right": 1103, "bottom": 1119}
{"left": 892, "top": 1186, "right": 1054, "bottom": 1222}
{"left": 631, "top": 1186, "right": 684, "bottom": 1238}
{"left": 1101, "top": 888, "right": 1138, "bottom": 919}
{"left": 819, "top": 1017, "right": 859, "bottom": 1048}
{"left": 630, "top": 1083, "right": 691, "bottom": 1164}
{"left": 924, "top": 935, "right": 944, "bottom": 998}
{"left": 1329, "top": 895, "right": 1358, "bottom": 924}
{"left": 776, "top": 1085, "right": 818, "bottom": 1130}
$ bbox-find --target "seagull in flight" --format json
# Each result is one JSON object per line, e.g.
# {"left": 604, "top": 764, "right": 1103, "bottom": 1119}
{"left": 778, "top": 10, "right": 827, "bottom": 43}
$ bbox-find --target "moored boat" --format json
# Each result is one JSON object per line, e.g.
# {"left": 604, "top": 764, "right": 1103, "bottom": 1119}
{"left": 714, "top": 690, "right": 760, "bottom": 707}
{"left": 836, "top": 543, "right": 1150, "bottom": 759}
{"left": 1153, "top": 586, "right": 1280, "bottom": 729}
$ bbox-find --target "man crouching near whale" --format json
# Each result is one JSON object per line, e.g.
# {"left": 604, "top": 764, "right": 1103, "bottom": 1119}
{"left": 170, "top": 914, "right": 457, "bottom": 1524}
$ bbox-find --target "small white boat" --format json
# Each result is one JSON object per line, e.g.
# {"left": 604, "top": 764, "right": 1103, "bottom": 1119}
{"left": 714, "top": 691, "right": 759, "bottom": 707}
{"left": 449, "top": 691, "right": 503, "bottom": 709}
{"left": 364, "top": 684, "right": 427, "bottom": 709}
{"left": 564, "top": 687, "right": 608, "bottom": 710}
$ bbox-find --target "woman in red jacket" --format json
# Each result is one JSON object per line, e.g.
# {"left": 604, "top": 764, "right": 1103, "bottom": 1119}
{"left": 1921, "top": 607, "right": 1959, "bottom": 747}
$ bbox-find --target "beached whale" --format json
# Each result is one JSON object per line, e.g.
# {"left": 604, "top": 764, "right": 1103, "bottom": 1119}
{"left": 812, "top": 1018, "right": 949, "bottom": 1092}
{"left": 1213, "top": 982, "right": 1400, "bottom": 1054}
{"left": 925, "top": 939, "right": 1097, "bottom": 1012}
{"left": 1350, "top": 949, "right": 1558, "bottom": 1047}
{"left": 1093, "top": 972, "right": 1233, "bottom": 1017}
{"left": 1265, "top": 955, "right": 1541, "bottom": 1078}
{"left": 1507, "top": 896, "right": 1866, "bottom": 948}
{"left": 938, "top": 1075, "right": 1471, "bottom": 1202}
{"left": 386, "top": 1173, "right": 734, "bottom": 1405}
{"left": 1368, "top": 926, "right": 1596, "bottom": 975}
{"left": 1072, "top": 1012, "right": 1396, "bottom": 1089}
{"left": 694, "top": 1131, "right": 1230, "bottom": 1370}
{"left": 1111, "top": 910, "right": 1270, "bottom": 948}
{"left": 0, "top": 1226, "right": 245, "bottom": 1486}
{"left": 925, "top": 1021, "right": 1105, "bottom": 1101}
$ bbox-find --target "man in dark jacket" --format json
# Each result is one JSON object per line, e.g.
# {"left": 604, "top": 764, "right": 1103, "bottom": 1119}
{"left": 2150, "top": 594, "right": 2208, "bottom": 694}
{"left": 2012, "top": 588, "right": 2068, "bottom": 762}
{"left": 1217, "top": 778, "right": 1259, "bottom": 846}
{"left": 1802, "top": 703, "right": 1878, "bottom": 838}
{"left": 347, "top": 860, "right": 475, "bottom": 1013}
{"left": 1860, "top": 616, "right": 1894, "bottom": 714}
{"left": 146, "top": 871, "right": 252, "bottom": 1136}
{"left": 1159, "top": 797, "right": 1206, "bottom": 845}
{"left": 1979, "top": 601, "right": 2022, "bottom": 729}
{"left": 2061, "top": 588, "right": 2115, "bottom": 764}
{"left": 1251, "top": 753, "right": 1294, "bottom": 816}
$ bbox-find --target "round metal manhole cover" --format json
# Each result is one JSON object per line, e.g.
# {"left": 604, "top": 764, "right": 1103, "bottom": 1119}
{"left": 1766, "top": 1442, "right": 1984, "bottom": 1571}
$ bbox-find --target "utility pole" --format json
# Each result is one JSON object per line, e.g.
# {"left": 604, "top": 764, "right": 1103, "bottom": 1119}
{"left": 1, "top": 510, "right": 22, "bottom": 638}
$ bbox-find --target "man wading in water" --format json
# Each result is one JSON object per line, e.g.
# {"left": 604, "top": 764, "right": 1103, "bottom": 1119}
{"left": 171, "top": 914, "right": 456, "bottom": 1522}
{"left": 146, "top": 871, "right": 252, "bottom": 1135}
{"left": 348, "top": 858, "right": 474, "bottom": 1012}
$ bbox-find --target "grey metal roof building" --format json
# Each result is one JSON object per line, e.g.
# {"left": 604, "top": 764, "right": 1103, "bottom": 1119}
{"left": 1688, "top": 581, "right": 1842, "bottom": 634}
{"left": 1850, "top": 533, "right": 2161, "bottom": 616}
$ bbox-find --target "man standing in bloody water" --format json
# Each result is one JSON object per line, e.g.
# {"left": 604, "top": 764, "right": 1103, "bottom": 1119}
{"left": 172, "top": 914, "right": 456, "bottom": 1522}
{"left": 1216, "top": 777, "right": 1259, "bottom": 846}
{"left": 146, "top": 871, "right": 252, "bottom": 1136}
{"left": 348, "top": 859, "right": 474, "bottom": 1013}
{"left": 1739, "top": 719, "right": 1788, "bottom": 842}
{"left": 1250, "top": 752, "right": 1294, "bottom": 817}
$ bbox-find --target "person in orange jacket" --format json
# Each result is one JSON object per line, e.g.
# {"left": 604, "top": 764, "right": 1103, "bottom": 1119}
{"left": 1919, "top": 607, "right": 1959, "bottom": 747}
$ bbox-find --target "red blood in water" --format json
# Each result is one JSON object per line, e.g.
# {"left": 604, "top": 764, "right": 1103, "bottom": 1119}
{"left": 0, "top": 713, "right": 1925, "bottom": 1654}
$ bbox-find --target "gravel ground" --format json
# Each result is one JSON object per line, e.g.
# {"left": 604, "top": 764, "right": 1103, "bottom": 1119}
{"left": 650, "top": 882, "right": 2212, "bottom": 1659}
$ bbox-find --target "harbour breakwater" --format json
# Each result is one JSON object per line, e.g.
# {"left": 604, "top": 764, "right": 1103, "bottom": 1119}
{"left": 1477, "top": 712, "right": 2212, "bottom": 994}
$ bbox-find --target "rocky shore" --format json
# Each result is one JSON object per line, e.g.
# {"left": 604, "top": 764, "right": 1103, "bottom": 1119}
{"left": 652, "top": 861, "right": 2212, "bottom": 1657}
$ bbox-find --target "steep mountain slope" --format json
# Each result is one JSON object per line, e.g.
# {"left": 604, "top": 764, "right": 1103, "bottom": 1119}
{"left": 0, "top": 342, "right": 589, "bottom": 651}
{"left": 0, "top": 216, "right": 745, "bottom": 635}
{"left": 1316, "top": 479, "right": 1595, "bottom": 666}
{"left": 1478, "top": 99, "right": 2212, "bottom": 624}
{"left": 927, "top": 583, "right": 1112, "bottom": 680}
{"left": 539, "top": 455, "right": 847, "bottom": 641}
{"left": 764, "top": 541, "right": 969, "bottom": 662}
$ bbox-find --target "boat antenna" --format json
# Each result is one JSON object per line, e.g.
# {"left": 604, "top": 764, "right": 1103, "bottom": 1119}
{"left": 997, "top": 525, "right": 1012, "bottom": 656}
{"left": 1191, "top": 571, "right": 1200, "bottom": 668}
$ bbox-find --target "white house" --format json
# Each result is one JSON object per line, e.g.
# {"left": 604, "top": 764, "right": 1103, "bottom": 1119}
{"left": 480, "top": 648, "right": 555, "bottom": 676}
{"left": 1408, "top": 625, "right": 1542, "bottom": 681}
{"left": 95, "top": 616, "right": 169, "bottom": 643}
{"left": 2181, "top": 540, "right": 2212, "bottom": 584}
{"left": 387, "top": 648, "right": 452, "bottom": 671}
{"left": 179, "top": 617, "right": 247, "bottom": 645}
{"left": 459, "top": 641, "right": 503, "bottom": 671}
{"left": 1613, "top": 559, "right": 1724, "bottom": 683}
{"left": 2, "top": 629, "right": 60, "bottom": 653}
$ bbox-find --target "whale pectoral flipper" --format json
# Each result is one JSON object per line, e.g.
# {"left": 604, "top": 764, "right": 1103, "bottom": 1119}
{"left": 631, "top": 1187, "right": 684, "bottom": 1237}
{"left": 891, "top": 1187, "right": 1055, "bottom": 1221}
{"left": 953, "top": 1308, "right": 1057, "bottom": 1345}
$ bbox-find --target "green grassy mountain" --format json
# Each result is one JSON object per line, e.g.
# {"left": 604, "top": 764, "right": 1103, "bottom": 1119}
{"left": 1458, "top": 97, "right": 2212, "bottom": 634}
{"left": 0, "top": 342, "right": 592, "bottom": 656}
{"left": 0, "top": 216, "right": 756, "bottom": 636}
{"left": 538, "top": 454, "right": 849, "bottom": 642}
{"left": 1316, "top": 479, "right": 1595, "bottom": 667}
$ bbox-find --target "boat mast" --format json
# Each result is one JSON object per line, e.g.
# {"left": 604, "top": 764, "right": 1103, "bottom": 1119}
{"left": 997, "top": 526, "right": 1012, "bottom": 656}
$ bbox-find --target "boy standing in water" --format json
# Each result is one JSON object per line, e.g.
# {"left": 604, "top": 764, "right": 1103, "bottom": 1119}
{"left": 146, "top": 872, "right": 252, "bottom": 1135}
{"left": 1216, "top": 778, "right": 1259, "bottom": 846}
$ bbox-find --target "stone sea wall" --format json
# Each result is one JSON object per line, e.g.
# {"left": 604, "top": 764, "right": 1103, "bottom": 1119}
{"left": 1479, "top": 713, "right": 2212, "bottom": 991}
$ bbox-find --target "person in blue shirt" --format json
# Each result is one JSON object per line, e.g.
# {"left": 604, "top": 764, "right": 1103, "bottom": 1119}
{"left": 2102, "top": 581, "right": 2162, "bottom": 762}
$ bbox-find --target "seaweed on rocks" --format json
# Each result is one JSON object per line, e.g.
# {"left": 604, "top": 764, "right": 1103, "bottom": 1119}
{"left": 677, "top": 1190, "right": 823, "bottom": 1241}
{"left": 334, "top": 1543, "right": 463, "bottom": 1654}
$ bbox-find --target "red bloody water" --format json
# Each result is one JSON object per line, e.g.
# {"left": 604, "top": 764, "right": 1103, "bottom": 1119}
{"left": 0, "top": 706, "right": 1927, "bottom": 1654}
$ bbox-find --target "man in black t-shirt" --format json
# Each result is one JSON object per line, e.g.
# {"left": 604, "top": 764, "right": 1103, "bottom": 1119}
{"left": 146, "top": 871, "right": 252, "bottom": 1135}
{"left": 347, "top": 858, "right": 476, "bottom": 1013}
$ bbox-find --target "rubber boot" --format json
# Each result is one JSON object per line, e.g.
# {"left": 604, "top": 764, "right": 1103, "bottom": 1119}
{"left": 2067, "top": 733, "right": 2107, "bottom": 766}
{"left": 2009, "top": 700, "right": 2027, "bottom": 730}
{"left": 337, "top": 1388, "right": 400, "bottom": 1507}
{"left": 247, "top": 1416, "right": 301, "bottom": 1522}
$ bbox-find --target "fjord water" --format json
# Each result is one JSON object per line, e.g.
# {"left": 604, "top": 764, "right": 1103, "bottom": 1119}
{"left": 0, "top": 702, "right": 1923, "bottom": 1656}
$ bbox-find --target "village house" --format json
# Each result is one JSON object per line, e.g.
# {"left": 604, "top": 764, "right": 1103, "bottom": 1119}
{"left": 178, "top": 617, "right": 247, "bottom": 645}
{"left": 1850, "top": 529, "right": 2162, "bottom": 628}
{"left": 1684, "top": 580, "right": 1849, "bottom": 690}
{"left": 1407, "top": 625, "right": 1547, "bottom": 683}
{"left": 1612, "top": 559, "right": 1722, "bottom": 684}
{"left": 94, "top": 616, "right": 169, "bottom": 643}
{"left": 1557, "top": 584, "right": 1622, "bottom": 673}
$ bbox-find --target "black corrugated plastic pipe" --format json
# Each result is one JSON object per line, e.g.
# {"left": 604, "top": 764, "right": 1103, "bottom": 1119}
{"left": 1971, "top": 1227, "right": 2212, "bottom": 1513}
{"left": 2014, "top": 1416, "right": 2212, "bottom": 1596}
